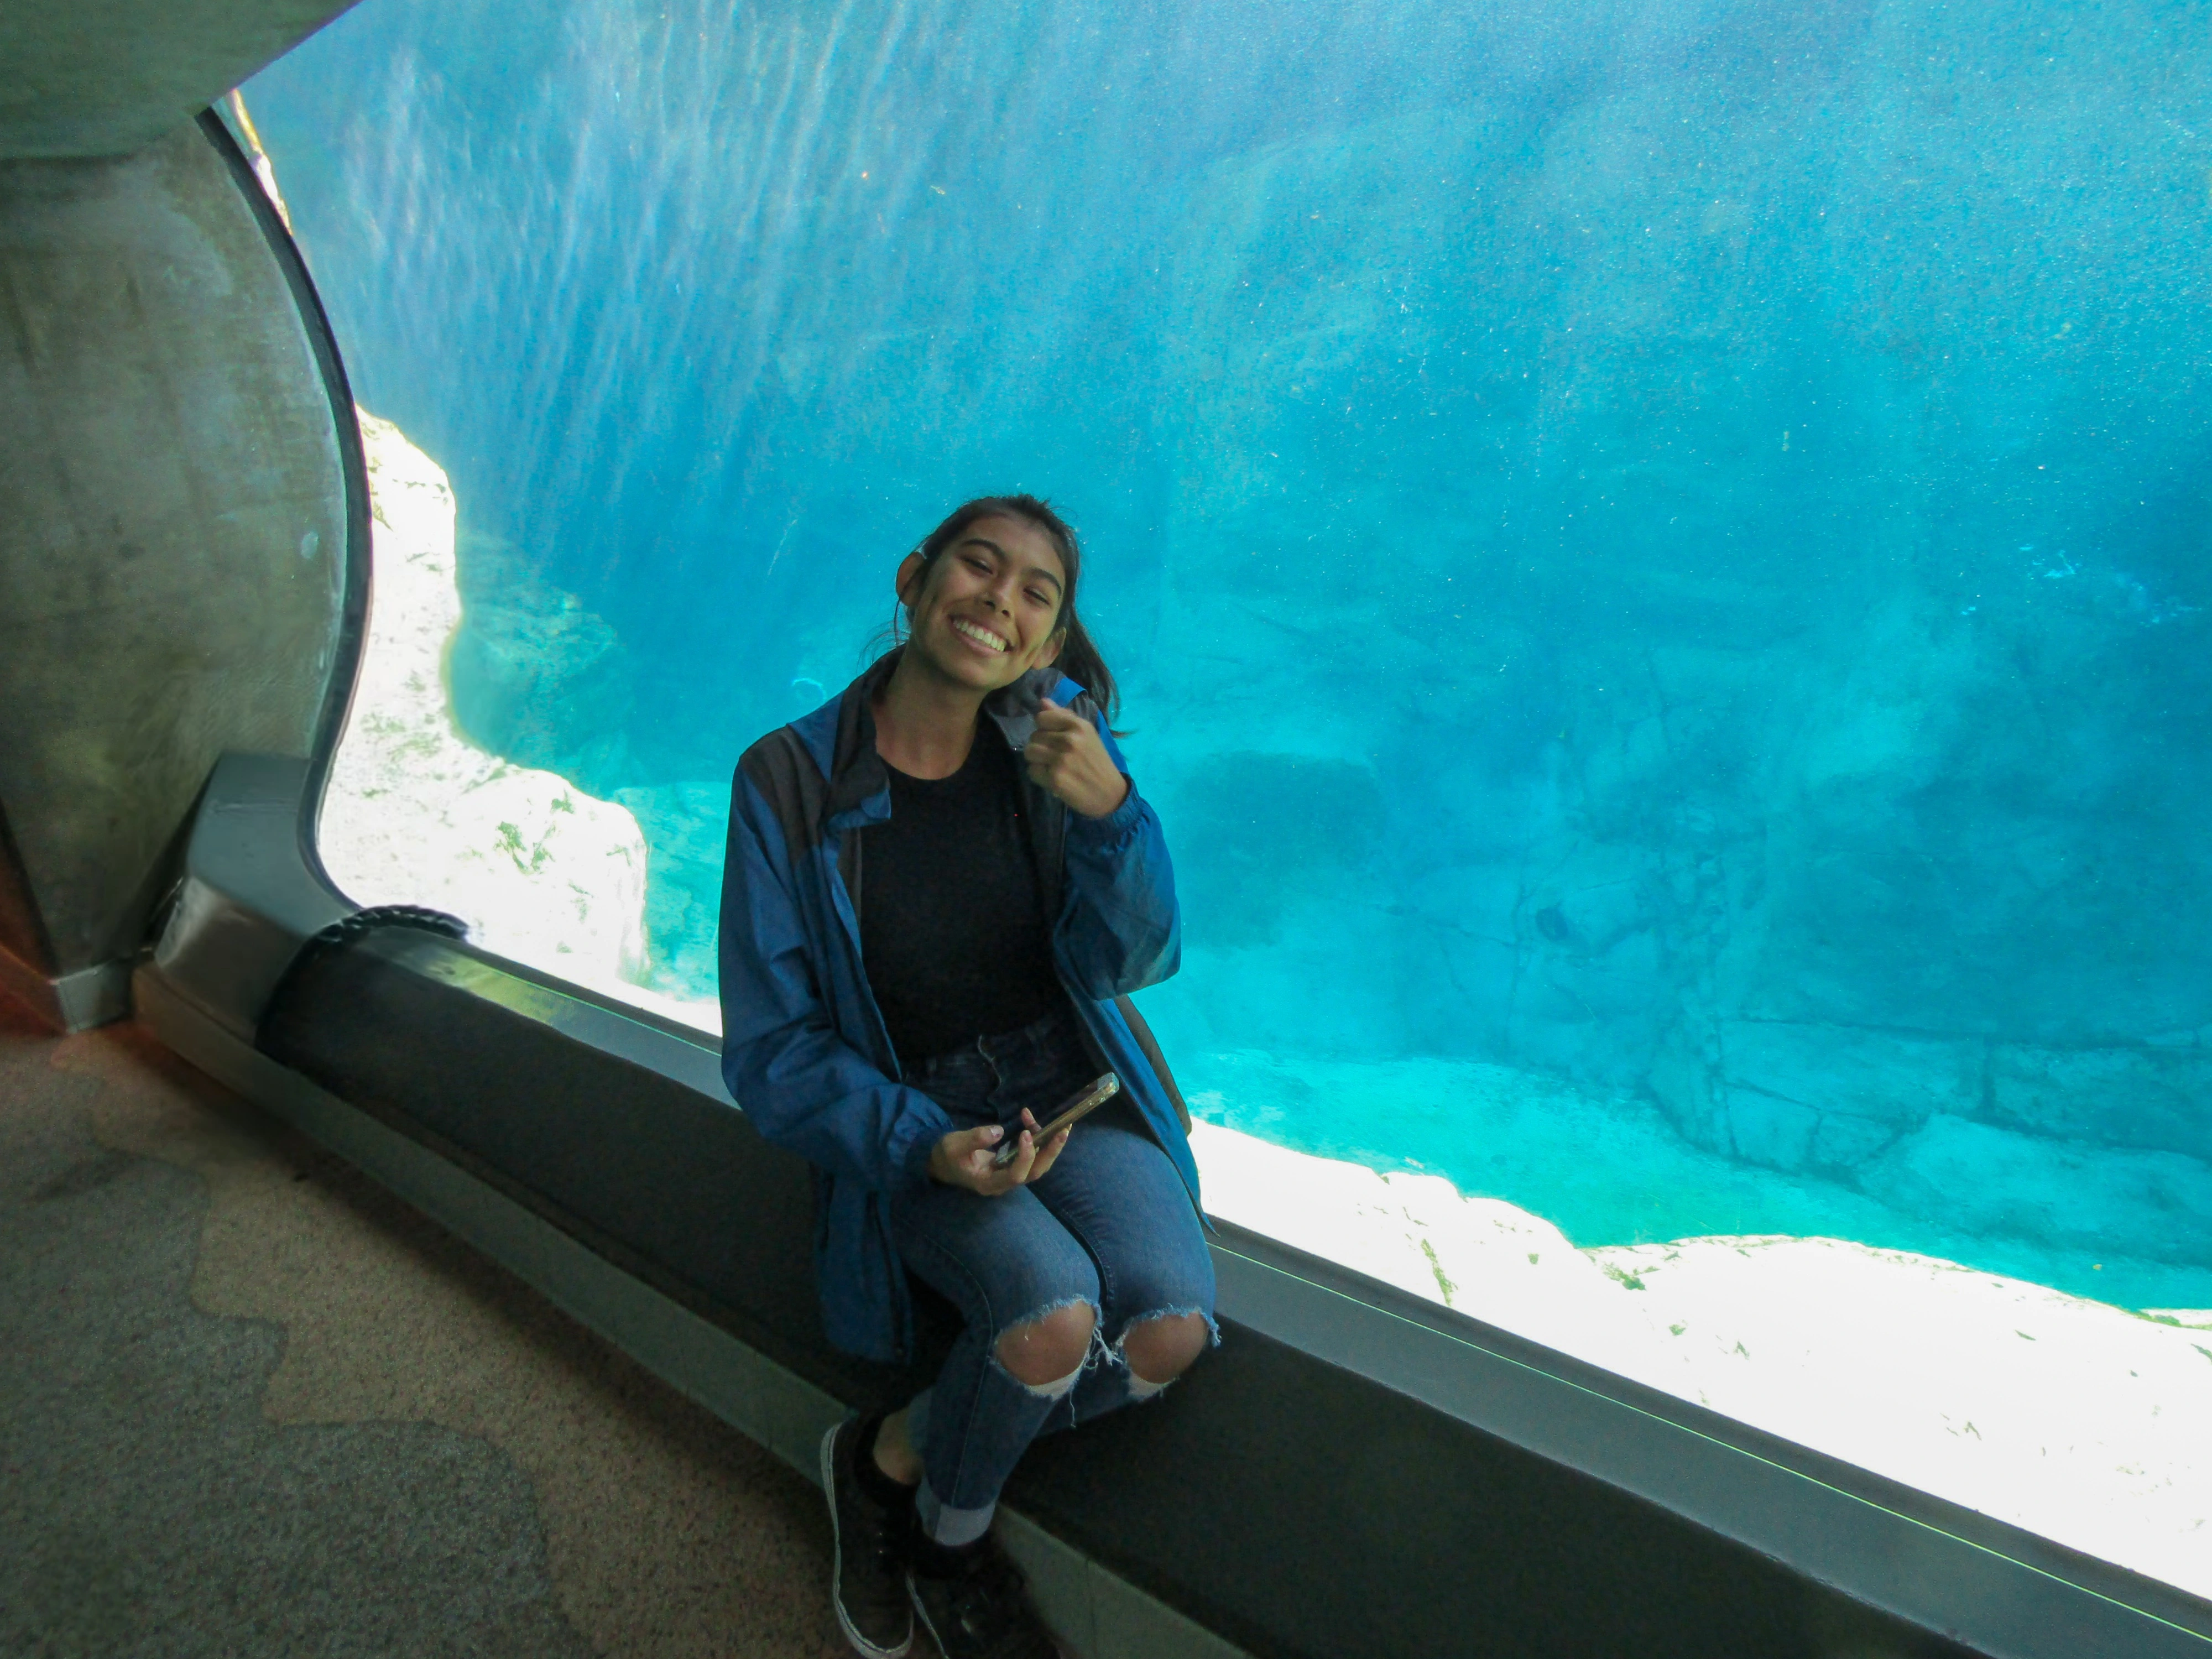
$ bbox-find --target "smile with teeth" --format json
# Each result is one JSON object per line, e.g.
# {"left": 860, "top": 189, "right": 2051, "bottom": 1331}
{"left": 951, "top": 616, "right": 1010, "bottom": 654}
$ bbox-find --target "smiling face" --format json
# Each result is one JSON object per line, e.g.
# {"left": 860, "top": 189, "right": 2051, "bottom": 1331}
{"left": 896, "top": 513, "right": 1068, "bottom": 693}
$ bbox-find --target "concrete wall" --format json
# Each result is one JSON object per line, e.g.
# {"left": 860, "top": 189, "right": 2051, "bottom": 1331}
{"left": 1, "top": 2, "right": 359, "bottom": 159}
{"left": 0, "top": 119, "right": 351, "bottom": 1028}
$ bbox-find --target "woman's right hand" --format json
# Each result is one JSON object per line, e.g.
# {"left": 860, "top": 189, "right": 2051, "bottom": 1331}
{"left": 927, "top": 1109, "right": 1072, "bottom": 1194}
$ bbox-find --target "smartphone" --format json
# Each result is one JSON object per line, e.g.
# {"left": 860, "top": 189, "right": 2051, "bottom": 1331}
{"left": 990, "top": 1072, "right": 1119, "bottom": 1168}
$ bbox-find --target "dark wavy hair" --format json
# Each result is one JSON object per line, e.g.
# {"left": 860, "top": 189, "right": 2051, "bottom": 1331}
{"left": 884, "top": 494, "right": 1120, "bottom": 723}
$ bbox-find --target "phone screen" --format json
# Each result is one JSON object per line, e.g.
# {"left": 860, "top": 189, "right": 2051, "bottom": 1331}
{"left": 990, "top": 1072, "right": 1119, "bottom": 1168}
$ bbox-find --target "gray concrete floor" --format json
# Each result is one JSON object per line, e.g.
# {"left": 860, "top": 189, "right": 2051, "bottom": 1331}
{"left": 0, "top": 992, "right": 851, "bottom": 1658}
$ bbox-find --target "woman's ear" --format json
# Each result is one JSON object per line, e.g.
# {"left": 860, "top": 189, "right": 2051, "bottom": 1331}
{"left": 894, "top": 551, "right": 928, "bottom": 608}
{"left": 1040, "top": 629, "right": 1066, "bottom": 668}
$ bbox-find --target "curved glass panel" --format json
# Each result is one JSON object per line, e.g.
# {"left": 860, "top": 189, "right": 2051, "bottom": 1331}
{"left": 249, "top": 0, "right": 2212, "bottom": 1597}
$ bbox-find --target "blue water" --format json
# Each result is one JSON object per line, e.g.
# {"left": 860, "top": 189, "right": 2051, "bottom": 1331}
{"left": 247, "top": 0, "right": 2212, "bottom": 1311}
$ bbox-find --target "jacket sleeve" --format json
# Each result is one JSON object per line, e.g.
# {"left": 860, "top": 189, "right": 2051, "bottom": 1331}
{"left": 717, "top": 775, "right": 953, "bottom": 1192}
{"left": 1053, "top": 705, "right": 1182, "bottom": 1000}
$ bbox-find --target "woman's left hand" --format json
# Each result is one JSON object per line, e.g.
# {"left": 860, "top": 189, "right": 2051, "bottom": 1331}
{"left": 1024, "top": 704, "right": 1130, "bottom": 819}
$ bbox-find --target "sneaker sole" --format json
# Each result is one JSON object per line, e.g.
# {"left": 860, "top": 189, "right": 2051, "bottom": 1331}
{"left": 821, "top": 1421, "right": 914, "bottom": 1659}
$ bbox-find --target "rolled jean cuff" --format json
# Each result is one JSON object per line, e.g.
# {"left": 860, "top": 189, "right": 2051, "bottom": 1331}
{"left": 916, "top": 1478, "right": 996, "bottom": 1548}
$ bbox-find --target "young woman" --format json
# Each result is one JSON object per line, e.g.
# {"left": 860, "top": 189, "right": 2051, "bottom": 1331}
{"left": 717, "top": 497, "right": 1215, "bottom": 1659}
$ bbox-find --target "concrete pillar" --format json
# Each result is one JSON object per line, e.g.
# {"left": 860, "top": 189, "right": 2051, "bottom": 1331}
{"left": 0, "top": 117, "right": 354, "bottom": 1029}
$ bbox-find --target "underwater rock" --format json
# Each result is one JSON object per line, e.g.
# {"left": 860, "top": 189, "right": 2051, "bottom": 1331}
{"left": 1986, "top": 1042, "right": 2212, "bottom": 1164}
{"left": 611, "top": 780, "right": 732, "bottom": 1003}
{"left": 1862, "top": 1114, "right": 2212, "bottom": 1267}
{"left": 1651, "top": 1020, "right": 1981, "bottom": 1175}
{"left": 319, "top": 412, "right": 652, "bottom": 999}
{"left": 447, "top": 533, "right": 639, "bottom": 798}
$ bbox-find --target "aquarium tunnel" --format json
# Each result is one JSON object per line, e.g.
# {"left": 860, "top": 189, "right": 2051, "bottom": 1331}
{"left": 3, "top": 0, "right": 2211, "bottom": 1653}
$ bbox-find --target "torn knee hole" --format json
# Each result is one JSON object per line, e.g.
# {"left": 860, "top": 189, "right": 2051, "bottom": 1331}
{"left": 993, "top": 1301, "right": 1096, "bottom": 1389}
{"left": 1118, "top": 1310, "right": 1211, "bottom": 1385}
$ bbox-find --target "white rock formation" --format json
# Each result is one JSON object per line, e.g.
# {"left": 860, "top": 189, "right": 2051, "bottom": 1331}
{"left": 319, "top": 411, "right": 652, "bottom": 1001}
{"left": 1584, "top": 1234, "right": 2212, "bottom": 1600}
{"left": 1191, "top": 1117, "right": 2212, "bottom": 1603}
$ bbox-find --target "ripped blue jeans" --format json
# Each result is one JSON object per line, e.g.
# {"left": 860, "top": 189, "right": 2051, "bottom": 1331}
{"left": 889, "top": 1003, "right": 1218, "bottom": 1545}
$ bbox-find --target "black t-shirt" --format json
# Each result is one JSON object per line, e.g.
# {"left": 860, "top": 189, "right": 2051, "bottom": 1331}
{"left": 859, "top": 728, "right": 1063, "bottom": 1068}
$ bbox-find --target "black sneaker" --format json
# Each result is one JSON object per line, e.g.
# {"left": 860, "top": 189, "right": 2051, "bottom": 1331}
{"left": 907, "top": 1530, "right": 1062, "bottom": 1659}
{"left": 821, "top": 1414, "right": 915, "bottom": 1658}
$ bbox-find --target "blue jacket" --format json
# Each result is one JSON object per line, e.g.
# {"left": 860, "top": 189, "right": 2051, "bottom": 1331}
{"left": 716, "top": 650, "right": 1204, "bottom": 1364}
